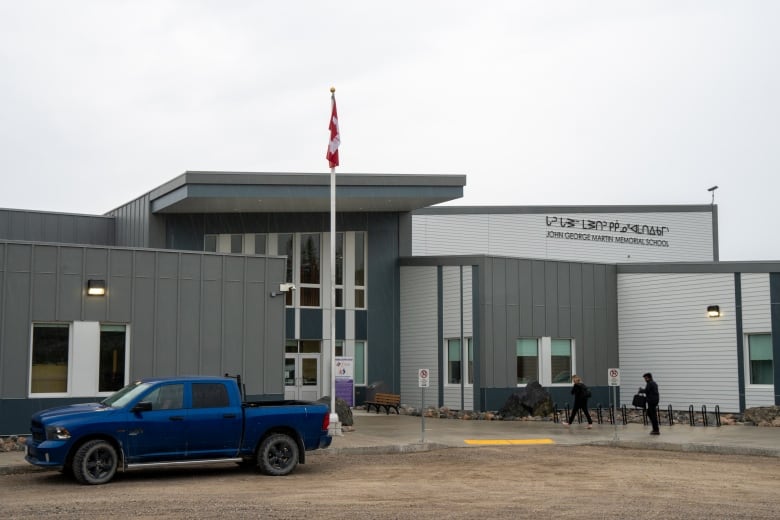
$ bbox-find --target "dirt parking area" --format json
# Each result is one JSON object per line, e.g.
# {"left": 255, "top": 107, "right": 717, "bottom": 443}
{"left": 1, "top": 446, "right": 778, "bottom": 519}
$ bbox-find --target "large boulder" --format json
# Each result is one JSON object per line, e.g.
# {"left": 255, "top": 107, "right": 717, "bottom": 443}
{"left": 499, "top": 381, "right": 554, "bottom": 418}
{"left": 743, "top": 406, "right": 780, "bottom": 427}
{"left": 317, "top": 396, "right": 354, "bottom": 426}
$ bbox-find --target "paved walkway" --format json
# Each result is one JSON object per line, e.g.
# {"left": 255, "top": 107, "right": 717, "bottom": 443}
{"left": 3, "top": 410, "right": 779, "bottom": 475}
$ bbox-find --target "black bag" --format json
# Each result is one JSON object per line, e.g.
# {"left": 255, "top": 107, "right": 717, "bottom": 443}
{"left": 632, "top": 393, "right": 646, "bottom": 408}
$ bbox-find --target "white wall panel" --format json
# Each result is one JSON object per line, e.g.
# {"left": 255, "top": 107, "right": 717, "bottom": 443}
{"left": 618, "top": 273, "right": 739, "bottom": 411}
{"left": 413, "top": 211, "right": 713, "bottom": 263}
{"left": 400, "top": 266, "right": 439, "bottom": 408}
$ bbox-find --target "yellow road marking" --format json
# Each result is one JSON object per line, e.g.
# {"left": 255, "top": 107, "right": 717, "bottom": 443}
{"left": 464, "top": 439, "right": 555, "bottom": 446}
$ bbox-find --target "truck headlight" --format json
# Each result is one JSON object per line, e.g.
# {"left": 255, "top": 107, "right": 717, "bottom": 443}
{"left": 45, "top": 425, "right": 71, "bottom": 440}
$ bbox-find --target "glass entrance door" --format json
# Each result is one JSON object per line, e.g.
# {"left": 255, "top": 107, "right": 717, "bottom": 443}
{"left": 284, "top": 353, "right": 320, "bottom": 401}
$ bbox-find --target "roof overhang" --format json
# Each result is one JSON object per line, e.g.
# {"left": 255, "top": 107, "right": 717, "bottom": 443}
{"left": 149, "top": 171, "right": 466, "bottom": 214}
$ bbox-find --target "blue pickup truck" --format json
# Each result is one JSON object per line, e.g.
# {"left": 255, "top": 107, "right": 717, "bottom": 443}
{"left": 25, "top": 375, "right": 332, "bottom": 485}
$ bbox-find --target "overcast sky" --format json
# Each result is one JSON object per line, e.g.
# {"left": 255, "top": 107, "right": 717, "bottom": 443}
{"left": 1, "top": 1, "right": 778, "bottom": 260}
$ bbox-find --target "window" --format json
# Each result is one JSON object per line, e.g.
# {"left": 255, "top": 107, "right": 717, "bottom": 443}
{"left": 145, "top": 384, "right": 184, "bottom": 410}
{"left": 335, "top": 232, "right": 344, "bottom": 307}
{"left": 516, "top": 338, "right": 538, "bottom": 384}
{"left": 299, "top": 233, "right": 321, "bottom": 307}
{"left": 203, "top": 235, "right": 217, "bottom": 252}
{"left": 277, "top": 233, "right": 294, "bottom": 306}
{"left": 550, "top": 339, "right": 572, "bottom": 384}
{"left": 354, "top": 231, "right": 366, "bottom": 308}
{"left": 192, "top": 383, "right": 230, "bottom": 408}
{"left": 31, "top": 324, "right": 70, "bottom": 394}
{"left": 748, "top": 334, "right": 773, "bottom": 385}
{"left": 446, "top": 338, "right": 473, "bottom": 385}
{"left": 254, "top": 234, "right": 267, "bottom": 255}
{"left": 99, "top": 325, "right": 126, "bottom": 392}
{"left": 447, "top": 339, "right": 462, "bottom": 384}
{"left": 354, "top": 341, "right": 366, "bottom": 386}
{"left": 335, "top": 340, "right": 366, "bottom": 386}
{"left": 230, "top": 234, "right": 243, "bottom": 253}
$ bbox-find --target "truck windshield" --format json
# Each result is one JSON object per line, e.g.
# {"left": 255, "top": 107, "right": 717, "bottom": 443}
{"left": 100, "top": 381, "right": 153, "bottom": 408}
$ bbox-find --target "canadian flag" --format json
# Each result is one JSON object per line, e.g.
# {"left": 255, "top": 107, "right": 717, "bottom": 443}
{"left": 326, "top": 92, "right": 340, "bottom": 168}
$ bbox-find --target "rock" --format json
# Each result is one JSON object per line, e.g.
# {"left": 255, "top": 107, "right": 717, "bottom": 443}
{"left": 317, "top": 397, "right": 354, "bottom": 426}
{"left": 743, "top": 406, "right": 780, "bottom": 427}
{"left": 498, "top": 381, "right": 554, "bottom": 418}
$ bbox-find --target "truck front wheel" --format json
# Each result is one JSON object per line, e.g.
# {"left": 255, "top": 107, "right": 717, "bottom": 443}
{"left": 72, "top": 440, "right": 118, "bottom": 485}
{"left": 257, "top": 433, "right": 299, "bottom": 476}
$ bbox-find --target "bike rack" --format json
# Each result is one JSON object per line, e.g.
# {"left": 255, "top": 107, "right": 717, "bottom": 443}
{"left": 608, "top": 405, "right": 616, "bottom": 425}
{"left": 667, "top": 404, "right": 674, "bottom": 426}
{"left": 688, "top": 405, "right": 695, "bottom": 426}
{"left": 621, "top": 404, "right": 628, "bottom": 425}
{"left": 701, "top": 405, "right": 708, "bottom": 427}
{"left": 715, "top": 405, "right": 721, "bottom": 427}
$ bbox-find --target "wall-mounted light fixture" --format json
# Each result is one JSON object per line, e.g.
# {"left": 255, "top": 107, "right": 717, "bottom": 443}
{"left": 707, "top": 305, "right": 720, "bottom": 318}
{"left": 270, "top": 282, "right": 296, "bottom": 297}
{"left": 87, "top": 279, "right": 106, "bottom": 296}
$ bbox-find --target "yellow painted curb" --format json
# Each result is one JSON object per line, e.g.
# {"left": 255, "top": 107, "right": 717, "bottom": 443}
{"left": 464, "top": 439, "right": 555, "bottom": 446}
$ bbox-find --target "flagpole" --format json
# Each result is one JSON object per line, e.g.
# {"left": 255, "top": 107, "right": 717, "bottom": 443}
{"left": 328, "top": 87, "right": 341, "bottom": 435}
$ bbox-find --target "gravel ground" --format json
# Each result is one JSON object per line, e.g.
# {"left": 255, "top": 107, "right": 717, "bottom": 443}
{"left": 1, "top": 446, "right": 779, "bottom": 519}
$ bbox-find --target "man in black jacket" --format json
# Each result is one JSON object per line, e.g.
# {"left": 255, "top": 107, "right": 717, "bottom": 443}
{"left": 639, "top": 372, "right": 660, "bottom": 435}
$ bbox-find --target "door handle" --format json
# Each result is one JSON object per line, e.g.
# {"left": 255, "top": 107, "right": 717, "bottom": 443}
{"left": 169, "top": 416, "right": 184, "bottom": 421}
{"left": 223, "top": 413, "right": 236, "bottom": 418}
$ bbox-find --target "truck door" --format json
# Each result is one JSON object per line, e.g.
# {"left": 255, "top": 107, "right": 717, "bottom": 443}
{"left": 126, "top": 383, "right": 187, "bottom": 462}
{"left": 185, "top": 382, "right": 243, "bottom": 459}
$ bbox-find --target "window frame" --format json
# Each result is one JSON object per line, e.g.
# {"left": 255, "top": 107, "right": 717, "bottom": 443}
{"left": 746, "top": 333, "right": 774, "bottom": 386}
{"left": 444, "top": 337, "right": 473, "bottom": 387}
{"left": 29, "top": 322, "right": 72, "bottom": 396}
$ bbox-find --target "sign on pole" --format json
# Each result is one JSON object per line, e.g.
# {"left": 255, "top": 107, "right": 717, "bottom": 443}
{"left": 608, "top": 368, "right": 620, "bottom": 386}
{"left": 418, "top": 368, "right": 430, "bottom": 388}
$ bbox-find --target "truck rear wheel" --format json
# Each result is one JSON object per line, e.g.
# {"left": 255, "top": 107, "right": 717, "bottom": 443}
{"left": 257, "top": 433, "right": 299, "bottom": 476}
{"left": 72, "top": 440, "right": 118, "bottom": 485}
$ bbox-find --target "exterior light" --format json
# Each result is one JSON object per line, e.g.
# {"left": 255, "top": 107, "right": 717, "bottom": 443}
{"left": 707, "top": 305, "right": 720, "bottom": 318}
{"left": 87, "top": 279, "right": 106, "bottom": 296}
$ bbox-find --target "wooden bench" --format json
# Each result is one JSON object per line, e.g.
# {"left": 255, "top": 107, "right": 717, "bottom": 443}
{"left": 365, "top": 393, "right": 401, "bottom": 415}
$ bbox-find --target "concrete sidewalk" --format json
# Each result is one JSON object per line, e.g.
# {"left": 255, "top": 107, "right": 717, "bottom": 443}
{"left": 3, "top": 410, "right": 780, "bottom": 476}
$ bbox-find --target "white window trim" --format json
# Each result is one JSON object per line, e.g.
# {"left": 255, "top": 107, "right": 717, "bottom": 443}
{"left": 29, "top": 321, "right": 130, "bottom": 398}
{"left": 516, "top": 336, "right": 575, "bottom": 387}
{"left": 444, "top": 337, "right": 473, "bottom": 387}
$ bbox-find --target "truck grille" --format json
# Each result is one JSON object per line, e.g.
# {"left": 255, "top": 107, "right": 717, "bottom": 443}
{"left": 30, "top": 420, "right": 45, "bottom": 443}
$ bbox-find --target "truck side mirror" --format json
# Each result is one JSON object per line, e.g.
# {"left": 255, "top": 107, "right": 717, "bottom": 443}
{"left": 132, "top": 401, "right": 153, "bottom": 413}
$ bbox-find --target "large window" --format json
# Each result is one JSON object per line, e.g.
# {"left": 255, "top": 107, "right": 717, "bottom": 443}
{"left": 299, "top": 233, "right": 321, "bottom": 307}
{"left": 203, "top": 231, "right": 367, "bottom": 310}
{"left": 354, "top": 231, "right": 366, "bottom": 309}
{"left": 335, "top": 340, "right": 367, "bottom": 386}
{"left": 31, "top": 324, "right": 70, "bottom": 394}
{"left": 516, "top": 338, "right": 538, "bottom": 384}
{"left": 31, "top": 322, "right": 128, "bottom": 396}
{"left": 551, "top": 339, "right": 572, "bottom": 384}
{"left": 446, "top": 338, "right": 474, "bottom": 385}
{"left": 516, "top": 337, "right": 573, "bottom": 385}
{"left": 748, "top": 334, "right": 773, "bottom": 385}
{"left": 99, "top": 325, "right": 127, "bottom": 392}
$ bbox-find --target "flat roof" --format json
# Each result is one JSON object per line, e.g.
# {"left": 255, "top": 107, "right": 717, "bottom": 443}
{"left": 148, "top": 171, "right": 466, "bottom": 213}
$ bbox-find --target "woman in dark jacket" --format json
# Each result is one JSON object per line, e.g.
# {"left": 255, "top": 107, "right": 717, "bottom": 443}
{"left": 639, "top": 372, "right": 660, "bottom": 434}
{"left": 563, "top": 375, "right": 593, "bottom": 428}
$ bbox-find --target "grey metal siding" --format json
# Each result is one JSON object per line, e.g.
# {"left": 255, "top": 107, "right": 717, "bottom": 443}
{"left": 400, "top": 266, "right": 438, "bottom": 408}
{"left": 412, "top": 209, "right": 714, "bottom": 263}
{"left": 0, "top": 241, "right": 285, "bottom": 434}
{"left": 477, "top": 258, "right": 617, "bottom": 409}
{"left": 0, "top": 209, "right": 114, "bottom": 246}
{"left": 617, "top": 272, "right": 739, "bottom": 411}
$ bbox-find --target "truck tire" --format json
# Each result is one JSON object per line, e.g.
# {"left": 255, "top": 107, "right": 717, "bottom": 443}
{"left": 72, "top": 440, "right": 118, "bottom": 485}
{"left": 257, "top": 433, "right": 299, "bottom": 476}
